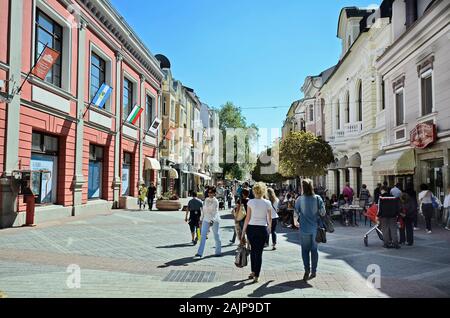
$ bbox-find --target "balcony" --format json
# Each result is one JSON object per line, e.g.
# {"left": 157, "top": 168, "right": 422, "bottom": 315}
{"left": 344, "top": 122, "right": 363, "bottom": 136}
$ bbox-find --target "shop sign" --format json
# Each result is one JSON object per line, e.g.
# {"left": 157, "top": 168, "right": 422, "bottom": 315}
{"left": 410, "top": 123, "right": 437, "bottom": 149}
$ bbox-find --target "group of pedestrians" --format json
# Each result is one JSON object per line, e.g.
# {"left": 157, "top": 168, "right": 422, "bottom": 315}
{"left": 184, "top": 179, "right": 327, "bottom": 284}
{"left": 137, "top": 182, "right": 157, "bottom": 211}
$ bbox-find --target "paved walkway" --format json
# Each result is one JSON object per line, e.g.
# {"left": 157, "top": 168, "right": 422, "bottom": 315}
{"left": 0, "top": 208, "right": 449, "bottom": 298}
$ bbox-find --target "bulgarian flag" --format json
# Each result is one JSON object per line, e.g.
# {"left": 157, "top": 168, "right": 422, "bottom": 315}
{"left": 126, "top": 104, "right": 143, "bottom": 125}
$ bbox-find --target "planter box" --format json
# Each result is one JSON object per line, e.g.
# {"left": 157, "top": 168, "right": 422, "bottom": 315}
{"left": 156, "top": 200, "right": 182, "bottom": 211}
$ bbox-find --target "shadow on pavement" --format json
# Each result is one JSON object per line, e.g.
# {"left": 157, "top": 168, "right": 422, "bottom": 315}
{"left": 192, "top": 279, "right": 250, "bottom": 298}
{"left": 157, "top": 249, "right": 236, "bottom": 268}
{"left": 247, "top": 280, "right": 312, "bottom": 298}
{"left": 156, "top": 243, "right": 195, "bottom": 249}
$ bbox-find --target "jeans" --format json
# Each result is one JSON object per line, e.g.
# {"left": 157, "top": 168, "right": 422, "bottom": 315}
{"left": 231, "top": 220, "right": 245, "bottom": 243}
{"left": 300, "top": 232, "right": 319, "bottom": 273}
{"left": 247, "top": 225, "right": 267, "bottom": 277}
{"left": 399, "top": 217, "right": 414, "bottom": 245}
{"left": 266, "top": 218, "right": 278, "bottom": 245}
{"left": 197, "top": 220, "right": 222, "bottom": 256}
{"left": 380, "top": 217, "right": 399, "bottom": 246}
{"left": 148, "top": 197, "right": 155, "bottom": 210}
{"left": 422, "top": 203, "right": 434, "bottom": 231}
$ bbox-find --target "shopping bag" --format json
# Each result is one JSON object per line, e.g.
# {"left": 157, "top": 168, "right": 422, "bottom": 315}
{"left": 234, "top": 245, "right": 249, "bottom": 268}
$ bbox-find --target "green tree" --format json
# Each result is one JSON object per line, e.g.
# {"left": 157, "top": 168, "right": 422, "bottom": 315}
{"left": 219, "top": 102, "right": 258, "bottom": 180}
{"left": 251, "top": 148, "right": 287, "bottom": 183}
{"left": 280, "top": 131, "right": 334, "bottom": 178}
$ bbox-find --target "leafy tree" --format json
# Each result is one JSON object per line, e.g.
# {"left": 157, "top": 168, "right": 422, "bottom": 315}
{"left": 251, "top": 148, "right": 287, "bottom": 183}
{"left": 280, "top": 131, "right": 334, "bottom": 178}
{"left": 218, "top": 102, "right": 258, "bottom": 180}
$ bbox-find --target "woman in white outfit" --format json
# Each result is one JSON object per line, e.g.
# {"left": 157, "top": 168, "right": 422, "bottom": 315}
{"left": 196, "top": 187, "right": 222, "bottom": 257}
{"left": 241, "top": 182, "right": 272, "bottom": 283}
{"left": 265, "top": 188, "right": 279, "bottom": 250}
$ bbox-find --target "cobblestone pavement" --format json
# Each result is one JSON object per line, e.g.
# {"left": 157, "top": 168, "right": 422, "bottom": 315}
{"left": 0, "top": 208, "right": 449, "bottom": 298}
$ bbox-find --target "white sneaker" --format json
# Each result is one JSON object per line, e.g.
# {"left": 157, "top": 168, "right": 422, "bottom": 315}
{"left": 445, "top": 227, "right": 450, "bottom": 231}
{"left": 414, "top": 227, "right": 420, "bottom": 231}
{"left": 427, "top": 230, "right": 432, "bottom": 234}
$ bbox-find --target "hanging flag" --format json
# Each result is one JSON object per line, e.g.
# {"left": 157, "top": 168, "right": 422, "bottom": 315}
{"left": 92, "top": 83, "right": 112, "bottom": 108}
{"left": 126, "top": 104, "right": 144, "bottom": 125}
{"left": 32, "top": 46, "right": 60, "bottom": 80}
{"left": 165, "top": 127, "right": 176, "bottom": 140}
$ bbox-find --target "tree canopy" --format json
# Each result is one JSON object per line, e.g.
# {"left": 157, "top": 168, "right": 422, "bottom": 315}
{"left": 218, "top": 102, "right": 258, "bottom": 180}
{"left": 279, "top": 131, "right": 334, "bottom": 178}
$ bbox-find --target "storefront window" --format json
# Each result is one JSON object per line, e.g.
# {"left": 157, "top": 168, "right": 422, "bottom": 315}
{"left": 88, "top": 145, "right": 104, "bottom": 200}
{"left": 31, "top": 132, "right": 59, "bottom": 205}
{"left": 122, "top": 152, "right": 132, "bottom": 196}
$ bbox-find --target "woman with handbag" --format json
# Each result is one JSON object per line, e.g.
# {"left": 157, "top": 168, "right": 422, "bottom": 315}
{"left": 265, "top": 188, "right": 280, "bottom": 250}
{"left": 241, "top": 183, "right": 272, "bottom": 283}
{"left": 419, "top": 184, "right": 440, "bottom": 234}
{"left": 230, "top": 189, "right": 249, "bottom": 244}
{"left": 294, "top": 179, "right": 326, "bottom": 282}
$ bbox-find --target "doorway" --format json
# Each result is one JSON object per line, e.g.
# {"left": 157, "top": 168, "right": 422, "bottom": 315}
{"left": 423, "top": 159, "right": 444, "bottom": 202}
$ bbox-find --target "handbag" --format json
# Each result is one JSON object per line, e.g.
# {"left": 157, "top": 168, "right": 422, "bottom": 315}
{"left": 234, "top": 245, "right": 249, "bottom": 268}
{"left": 316, "top": 195, "right": 335, "bottom": 233}
{"left": 316, "top": 227, "right": 327, "bottom": 244}
{"left": 431, "top": 195, "right": 440, "bottom": 209}
{"left": 236, "top": 205, "right": 247, "bottom": 222}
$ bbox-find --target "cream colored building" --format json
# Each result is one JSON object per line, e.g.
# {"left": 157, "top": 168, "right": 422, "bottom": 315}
{"left": 374, "top": 0, "right": 450, "bottom": 201}
{"left": 322, "top": 5, "right": 393, "bottom": 197}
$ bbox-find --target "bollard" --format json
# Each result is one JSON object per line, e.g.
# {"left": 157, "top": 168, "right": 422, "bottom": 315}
{"left": 24, "top": 194, "right": 36, "bottom": 227}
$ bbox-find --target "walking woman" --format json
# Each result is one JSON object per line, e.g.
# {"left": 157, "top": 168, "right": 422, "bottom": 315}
{"left": 294, "top": 179, "right": 326, "bottom": 282}
{"left": 399, "top": 193, "right": 417, "bottom": 246}
{"left": 419, "top": 184, "right": 437, "bottom": 234}
{"left": 196, "top": 187, "right": 222, "bottom": 258}
{"left": 265, "top": 188, "right": 279, "bottom": 250}
{"left": 241, "top": 182, "right": 272, "bottom": 283}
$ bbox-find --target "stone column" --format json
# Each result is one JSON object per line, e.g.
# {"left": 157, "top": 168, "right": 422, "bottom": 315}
{"left": 327, "top": 170, "right": 335, "bottom": 196}
{"left": 349, "top": 168, "right": 359, "bottom": 198}
{"left": 112, "top": 51, "right": 123, "bottom": 208}
{"left": 72, "top": 19, "right": 88, "bottom": 216}
{"left": 1, "top": 0, "right": 23, "bottom": 228}
{"left": 138, "top": 74, "right": 145, "bottom": 185}
{"left": 339, "top": 169, "right": 346, "bottom": 194}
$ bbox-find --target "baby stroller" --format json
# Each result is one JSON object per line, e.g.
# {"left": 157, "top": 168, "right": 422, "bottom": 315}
{"left": 363, "top": 204, "right": 384, "bottom": 247}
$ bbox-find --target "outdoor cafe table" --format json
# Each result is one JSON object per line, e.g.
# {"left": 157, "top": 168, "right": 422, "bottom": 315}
{"left": 339, "top": 206, "right": 364, "bottom": 226}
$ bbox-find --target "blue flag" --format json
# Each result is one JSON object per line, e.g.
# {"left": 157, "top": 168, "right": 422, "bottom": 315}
{"left": 92, "top": 83, "right": 112, "bottom": 108}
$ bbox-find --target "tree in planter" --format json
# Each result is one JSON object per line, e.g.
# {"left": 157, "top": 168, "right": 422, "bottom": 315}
{"left": 279, "top": 132, "right": 334, "bottom": 179}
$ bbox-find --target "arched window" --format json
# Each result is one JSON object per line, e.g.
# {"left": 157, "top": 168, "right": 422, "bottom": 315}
{"left": 357, "top": 81, "right": 363, "bottom": 122}
{"left": 309, "top": 105, "right": 314, "bottom": 122}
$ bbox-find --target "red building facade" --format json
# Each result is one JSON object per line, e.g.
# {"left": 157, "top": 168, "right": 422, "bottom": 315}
{"left": 0, "top": 0, "right": 163, "bottom": 227}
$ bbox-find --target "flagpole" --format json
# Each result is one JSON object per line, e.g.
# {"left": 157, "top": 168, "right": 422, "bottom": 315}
{"left": 15, "top": 43, "right": 49, "bottom": 95}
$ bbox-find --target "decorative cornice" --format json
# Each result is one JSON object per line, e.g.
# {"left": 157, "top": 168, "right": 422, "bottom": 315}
{"left": 77, "top": 0, "right": 164, "bottom": 83}
{"left": 392, "top": 75, "right": 405, "bottom": 90}
{"left": 115, "top": 50, "right": 123, "bottom": 62}
{"left": 417, "top": 55, "right": 435, "bottom": 76}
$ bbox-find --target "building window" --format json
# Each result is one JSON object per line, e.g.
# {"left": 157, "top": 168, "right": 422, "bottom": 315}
{"left": 30, "top": 132, "right": 59, "bottom": 205}
{"left": 88, "top": 145, "right": 103, "bottom": 199}
{"left": 146, "top": 95, "right": 154, "bottom": 131}
{"left": 395, "top": 88, "right": 404, "bottom": 126}
{"left": 163, "top": 98, "right": 167, "bottom": 116}
{"left": 337, "top": 103, "right": 341, "bottom": 130}
{"left": 381, "top": 80, "right": 386, "bottom": 110}
{"left": 122, "top": 152, "right": 132, "bottom": 196}
{"left": 357, "top": 82, "right": 363, "bottom": 122}
{"left": 123, "top": 78, "right": 134, "bottom": 118}
{"left": 421, "top": 71, "right": 433, "bottom": 116}
{"left": 345, "top": 93, "right": 350, "bottom": 124}
{"left": 309, "top": 105, "right": 314, "bottom": 122}
{"left": 170, "top": 100, "right": 175, "bottom": 121}
{"left": 35, "top": 9, "right": 62, "bottom": 87}
{"left": 90, "top": 52, "right": 106, "bottom": 103}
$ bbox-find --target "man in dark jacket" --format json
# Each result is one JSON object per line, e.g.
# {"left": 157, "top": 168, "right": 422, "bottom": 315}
{"left": 147, "top": 182, "right": 157, "bottom": 211}
{"left": 378, "top": 187, "right": 401, "bottom": 249}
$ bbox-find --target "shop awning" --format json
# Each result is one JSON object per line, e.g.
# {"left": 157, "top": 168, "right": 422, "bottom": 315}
{"left": 144, "top": 157, "right": 161, "bottom": 170}
{"left": 169, "top": 168, "right": 179, "bottom": 179}
{"left": 372, "top": 149, "right": 416, "bottom": 176}
{"left": 191, "top": 172, "right": 212, "bottom": 181}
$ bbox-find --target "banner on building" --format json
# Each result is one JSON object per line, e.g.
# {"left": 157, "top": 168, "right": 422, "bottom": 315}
{"left": 126, "top": 105, "right": 144, "bottom": 125}
{"left": 148, "top": 117, "right": 161, "bottom": 135}
{"left": 31, "top": 47, "right": 60, "bottom": 80}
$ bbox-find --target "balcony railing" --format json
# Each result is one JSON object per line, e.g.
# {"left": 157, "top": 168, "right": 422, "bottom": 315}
{"left": 344, "top": 122, "right": 362, "bottom": 136}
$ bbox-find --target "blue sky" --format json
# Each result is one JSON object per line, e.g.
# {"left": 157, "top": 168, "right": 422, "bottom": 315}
{"left": 110, "top": 0, "right": 380, "bottom": 151}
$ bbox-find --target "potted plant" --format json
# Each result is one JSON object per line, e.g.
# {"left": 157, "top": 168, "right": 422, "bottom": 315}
{"left": 155, "top": 191, "right": 182, "bottom": 211}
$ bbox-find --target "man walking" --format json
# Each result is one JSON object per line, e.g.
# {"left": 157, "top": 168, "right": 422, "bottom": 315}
{"left": 185, "top": 192, "right": 203, "bottom": 245}
{"left": 147, "top": 182, "right": 157, "bottom": 211}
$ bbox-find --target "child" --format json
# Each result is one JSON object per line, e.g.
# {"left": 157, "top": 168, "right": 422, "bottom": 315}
{"left": 444, "top": 186, "right": 450, "bottom": 231}
{"left": 138, "top": 183, "right": 147, "bottom": 210}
